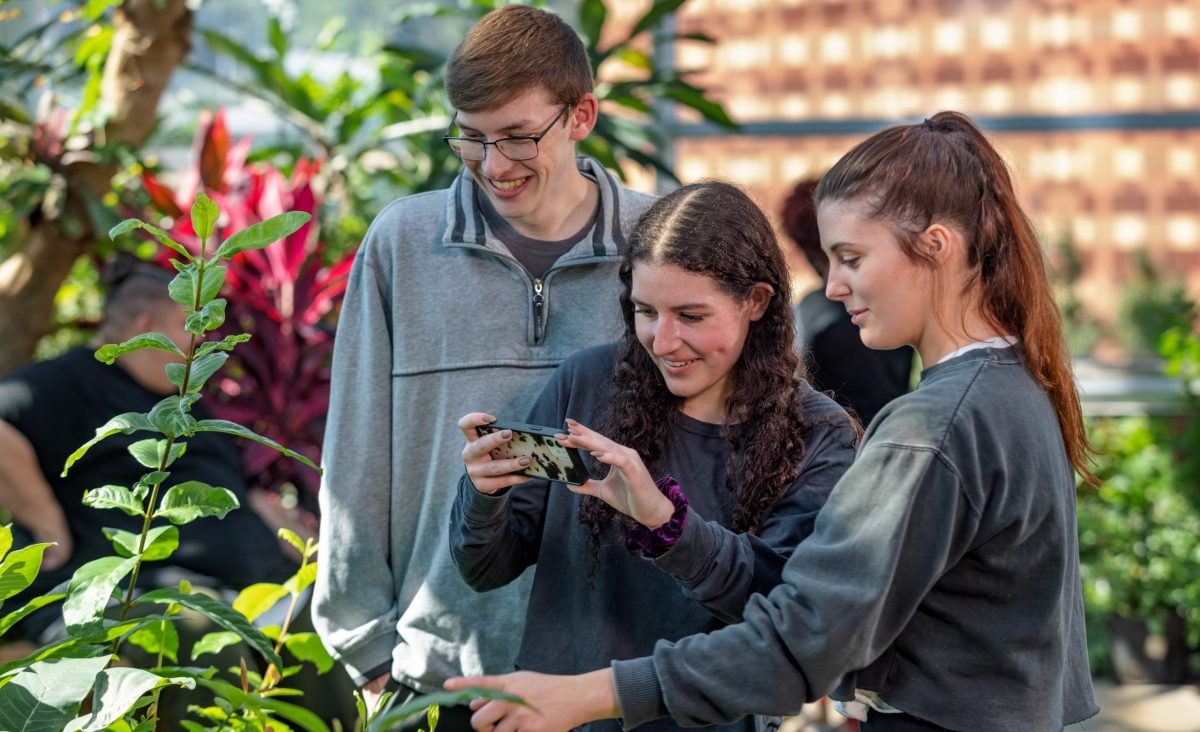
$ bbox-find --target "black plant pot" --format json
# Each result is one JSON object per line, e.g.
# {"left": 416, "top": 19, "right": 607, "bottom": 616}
{"left": 1108, "top": 611, "right": 1189, "bottom": 684}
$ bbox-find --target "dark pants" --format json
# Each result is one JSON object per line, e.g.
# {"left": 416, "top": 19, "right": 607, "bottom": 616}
{"left": 383, "top": 679, "right": 478, "bottom": 732}
{"left": 861, "top": 711, "right": 949, "bottom": 731}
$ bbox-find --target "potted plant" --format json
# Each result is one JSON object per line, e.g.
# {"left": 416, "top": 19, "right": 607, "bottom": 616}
{"left": 1077, "top": 315, "right": 1200, "bottom": 683}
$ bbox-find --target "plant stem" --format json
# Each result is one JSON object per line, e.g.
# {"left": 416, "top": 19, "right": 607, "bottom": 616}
{"left": 114, "top": 234, "right": 209, "bottom": 649}
{"left": 261, "top": 554, "right": 309, "bottom": 693}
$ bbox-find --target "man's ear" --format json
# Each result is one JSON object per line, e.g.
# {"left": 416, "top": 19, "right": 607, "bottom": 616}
{"left": 568, "top": 93, "right": 599, "bottom": 141}
{"left": 129, "top": 312, "right": 156, "bottom": 336}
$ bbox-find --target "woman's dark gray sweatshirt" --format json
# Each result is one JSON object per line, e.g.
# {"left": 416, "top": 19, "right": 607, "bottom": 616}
{"left": 613, "top": 346, "right": 1098, "bottom": 732}
{"left": 450, "top": 343, "right": 858, "bottom": 732}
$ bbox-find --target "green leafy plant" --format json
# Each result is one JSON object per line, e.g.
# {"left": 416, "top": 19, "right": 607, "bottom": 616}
{"left": 1117, "top": 250, "right": 1195, "bottom": 358}
{"left": 0, "top": 191, "right": 330, "bottom": 730}
{"left": 0, "top": 190, "right": 522, "bottom": 729}
{"left": 1077, "top": 307, "right": 1200, "bottom": 680}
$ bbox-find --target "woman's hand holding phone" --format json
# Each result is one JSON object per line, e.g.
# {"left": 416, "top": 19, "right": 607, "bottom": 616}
{"left": 458, "top": 412, "right": 534, "bottom": 495}
{"left": 560, "top": 419, "right": 675, "bottom": 529}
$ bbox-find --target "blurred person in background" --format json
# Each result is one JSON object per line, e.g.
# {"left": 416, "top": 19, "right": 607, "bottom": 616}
{"left": 781, "top": 178, "right": 912, "bottom": 427}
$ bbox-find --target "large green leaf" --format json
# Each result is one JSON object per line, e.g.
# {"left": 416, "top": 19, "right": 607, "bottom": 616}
{"left": 282, "top": 632, "right": 333, "bottom": 674}
{"left": 184, "top": 299, "right": 227, "bottom": 336}
{"left": 134, "top": 589, "right": 281, "bottom": 670}
{"left": 94, "top": 333, "right": 184, "bottom": 365}
{"left": 215, "top": 211, "right": 311, "bottom": 258}
{"left": 630, "top": 0, "right": 689, "bottom": 37}
{"left": 102, "top": 525, "right": 178, "bottom": 562}
{"left": 579, "top": 0, "right": 606, "bottom": 47}
{"left": 193, "top": 676, "right": 330, "bottom": 732}
{"left": 0, "top": 544, "right": 49, "bottom": 604}
{"left": 0, "top": 590, "right": 67, "bottom": 637}
{"left": 82, "top": 486, "right": 144, "bottom": 517}
{"left": 192, "top": 419, "right": 320, "bottom": 473}
{"left": 0, "top": 657, "right": 112, "bottom": 732}
{"left": 190, "top": 190, "right": 220, "bottom": 243}
{"left": 63, "top": 413, "right": 155, "bottom": 476}
{"left": 108, "top": 219, "right": 193, "bottom": 262}
{"left": 65, "top": 667, "right": 194, "bottom": 732}
{"left": 369, "top": 688, "right": 526, "bottom": 732}
{"left": 233, "top": 583, "right": 289, "bottom": 623}
{"left": 147, "top": 395, "right": 198, "bottom": 439}
{"left": 166, "top": 351, "right": 228, "bottom": 393}
{"left": 661, "top": 84, "right": 738, "bottom": 129}
{"left": 127, "top": 439, "right": 185, "bottom": 470}
{"left": 154, "top": 482, "right": 240, "bottom": 525}
{"left": 194, "top": 333, "right": 251, "bottom": 358}
{"left": 282, "top": 562, "right": 317, "bottom": 596}
{"left": 0, "top": 525, "right": 11, "bottom": 564}
{"left": 189, "top": 630, "right": 241, "bottom": 660}
{"left": 63, "top": 556, "right": 137, "bottom": 633}
{"left": 168, "top": 263, "right": 225, "bottom": 310}
{"left": 123, "top": 617, "right": 180, "bottom": 664}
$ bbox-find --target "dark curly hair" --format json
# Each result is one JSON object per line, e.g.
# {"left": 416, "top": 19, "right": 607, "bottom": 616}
{"left": 579, "top": 181, "right": 816, "bottom": 547}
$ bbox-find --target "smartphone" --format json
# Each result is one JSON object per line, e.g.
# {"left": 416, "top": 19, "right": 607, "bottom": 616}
{"left": 475, "top": 420, "right": 588, "bottom": 485}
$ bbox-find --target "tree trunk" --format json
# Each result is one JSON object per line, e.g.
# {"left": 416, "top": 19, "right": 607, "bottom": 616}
{"left": 0, "top": 0, "right": 193, "bottom": 378}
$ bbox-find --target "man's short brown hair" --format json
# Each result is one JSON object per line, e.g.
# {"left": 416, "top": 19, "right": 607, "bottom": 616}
{"left": 445, "top": 5, "right": 594, "bottom": 112}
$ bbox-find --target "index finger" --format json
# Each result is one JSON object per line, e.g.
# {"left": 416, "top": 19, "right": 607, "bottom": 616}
{"left": 560, "top": 419, "right": 618, "bottom": 452}
{"left": 446, "top": 675, "right": 506, "bottom": 692}
{"left": 458, "top": 412, "right": 498, "bottom": 441}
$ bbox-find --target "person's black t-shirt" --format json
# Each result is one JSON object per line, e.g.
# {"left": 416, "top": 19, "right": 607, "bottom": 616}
{"left": 0, "top": 348, "right": 291, "bottom": 635}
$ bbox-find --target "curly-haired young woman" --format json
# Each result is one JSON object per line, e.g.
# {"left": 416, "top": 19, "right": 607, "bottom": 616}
{"left": 450, "top": 181, "right": 859, "bottom": 732}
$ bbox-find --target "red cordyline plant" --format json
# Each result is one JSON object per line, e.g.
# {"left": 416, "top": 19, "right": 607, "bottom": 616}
{"left": 139, "top": 109, "right": 354, "bottom": 515}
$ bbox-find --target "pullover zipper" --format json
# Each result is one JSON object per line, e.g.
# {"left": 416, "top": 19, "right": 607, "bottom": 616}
{"left": 532, "top": 278, "right": 546, "bottom": 344}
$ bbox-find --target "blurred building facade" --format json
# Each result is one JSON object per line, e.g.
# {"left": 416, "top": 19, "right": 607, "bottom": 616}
{"left": 609, "top": 0, "right": 1200, "bottom": 336}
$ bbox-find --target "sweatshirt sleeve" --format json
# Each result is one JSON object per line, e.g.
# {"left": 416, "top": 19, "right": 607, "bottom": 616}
{"left": 614, "top": 441, "right": 981, "bottom": 728}
{"left": 449, "top": 473, "right": 549, "bottom": 591}
{"left": 650, "top": 414, "right": 858, "bottom": 623}
{"left": 448, "top": 359, "right": 572, "bottom": 591}
{"left": 312, "top": 251, "right": 399, "bottom": 685}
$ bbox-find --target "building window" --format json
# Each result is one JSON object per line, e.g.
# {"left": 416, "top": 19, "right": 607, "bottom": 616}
{"left": 981, "top": 83, "right": 1013, "bottom": 113}
{"left": 1113, "top": 147, "right": 1144, "bottom": 179}
{"left": 1111, "top": 8, "right": 1142, "bottom": 41}
{"left": 821, "top": 33, "right": 851, "bottom": 64}
{"left": 1168, "top": 147, "right": 1197, "bottom": 177}
{"left": 1073, "top": 216, "right": 1097, "bottom": 246}
{"left": 871, "top": 25, "right": 913, "bottom": 59}
{"left": 934, "top": 21, "right": 965, "bottom": 55}
{"left": 1167, "top": 216, "right": 1200, "bottom": 249}
{"left": 782, "top": 154, "right": 812, "bottom": 182}
{"left": 779, "top": 34, "right": 809, "bottom": 66}
{"left": 779, "top": 94, "right": 811, "bottom": 118}
{"left": 1165, "top": 75, "right": 1198, "bottom": 107}
{"left": 981, "top": 17, "right": 1012, "bottom": 51}
{"left": 932, "top": 86, "right": 968, "bottom": 112}
{"left": 1111, "top": 77, "right": 1146, "bottom": 109}
{"left": 820, "top": 93, "right": 852, "bottom": 118}
{"left": 1113, "top": 215, "right": 1147, "bottom": 249}
{"left": 1165, "top": 4, "right": 1195, "bottom": 37}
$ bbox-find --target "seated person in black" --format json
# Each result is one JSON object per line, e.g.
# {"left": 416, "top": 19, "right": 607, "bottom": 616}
{"left": 0, "top": 263, "right": 293, "bottom": 642}
{"left": 781, "top": 178, "right": 913, "bottom": 427}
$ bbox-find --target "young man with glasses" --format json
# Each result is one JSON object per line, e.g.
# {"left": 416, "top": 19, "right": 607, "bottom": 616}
{"left": 313, "top": 6, "right": 655, "bottom": 728}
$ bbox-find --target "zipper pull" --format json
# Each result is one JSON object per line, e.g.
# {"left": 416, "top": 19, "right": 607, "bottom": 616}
{"left": 533, "top": 278, "right": 545, "bottom": 344}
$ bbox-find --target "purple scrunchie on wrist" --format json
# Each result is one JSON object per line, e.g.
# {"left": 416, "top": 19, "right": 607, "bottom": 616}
{"left": 625, "top": 475, "right": 688, "bottom": 558}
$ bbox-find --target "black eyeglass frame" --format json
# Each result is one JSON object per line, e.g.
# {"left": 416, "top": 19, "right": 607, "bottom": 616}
{"left": 442, "top": 105, "right": 571, "bottom": 162}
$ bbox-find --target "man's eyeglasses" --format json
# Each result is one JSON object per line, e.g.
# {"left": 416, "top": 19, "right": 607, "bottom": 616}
{"left": 443, "top": 105, "right": 570, "bottom": 162}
